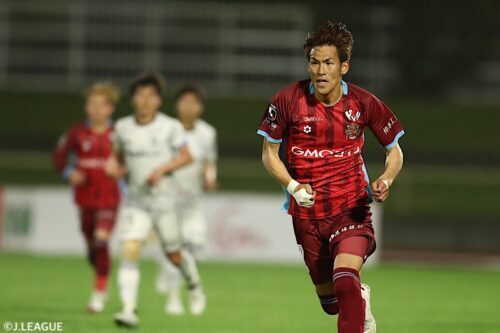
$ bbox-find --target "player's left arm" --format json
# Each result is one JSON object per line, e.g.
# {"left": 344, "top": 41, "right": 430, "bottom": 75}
{"left": 372, "top": 143, "right": 404, "bottom": 202}
{"left": 365, "top": 93, "right": 405, "bottom": 202}
{"left": 147, "top": 145, "right": 193, "bottom": 186}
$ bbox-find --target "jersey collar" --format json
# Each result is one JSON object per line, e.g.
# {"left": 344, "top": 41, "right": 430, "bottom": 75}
{"left": 308, "top": 80, "right": 348, "bottom": 96}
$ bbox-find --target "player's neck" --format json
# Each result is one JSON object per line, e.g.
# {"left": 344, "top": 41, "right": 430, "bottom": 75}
{"left": 135, "top": 112, "right": 157, "bottom": 125}
{"left": 315, "top": 82, "right": 342, "bottom": 107}
{"left": 180, "top": 118, "right": 196, "bottom": 130}
{"left": 89, "top": 120, "right": 109, "bottom": 133}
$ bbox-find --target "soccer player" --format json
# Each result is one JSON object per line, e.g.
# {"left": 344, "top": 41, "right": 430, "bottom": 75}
{"left": 156, "top": 85, "right": 217, "bottom": 315}
{"left": 107, "top": 73, "right": 206, "bottom": 327}
{"left": 257, "top": 22, "right": 404, "bottom": 333}
{"left": 53, "top": 82, "right": 121, "bottom": 313}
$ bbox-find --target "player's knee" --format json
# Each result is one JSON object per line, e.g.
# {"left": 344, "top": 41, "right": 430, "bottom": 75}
{"left": 321, "top": 302, "right": 339, "bottom": 315}
{"left": 333, "top": 272, "right": 359, "bottom": 297}
{"left": 94, "top": 228, "right": 110, "bottom": 242}
{"left": 166, "top": 251, "right": 182, "bottom": 266}
{"left": 122, "top": 240, "right": 141, "bottom": 261}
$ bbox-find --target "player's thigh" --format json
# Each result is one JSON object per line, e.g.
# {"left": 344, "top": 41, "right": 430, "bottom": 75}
{"left": 94, "top": 208, "right": 118, "bottom": 241}
{"left": 180, "top": 200, "right": 207, "bottom": 248}
{"left": 154, "top": 208, "right": 182, "bottom": 254}
{"left": 79, "top": 208, "right": 95, "bottom": 242}
{"left": 118, "top": 205, "right": 153, "bottom": 244}
{"left": 333, "top": 236, "right": 370, "bottom": 271}
{"left": 292, "top": 217, "right": 333, "bottom": 285}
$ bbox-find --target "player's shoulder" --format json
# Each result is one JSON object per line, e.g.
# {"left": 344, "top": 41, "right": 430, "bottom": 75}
{"left": 196, "top": 119, "right": 216, "bottom": 135}
{"left": 114, "top": 115, "right": 136, "bottom": 131}
{"left": 156, "top": 112, "right": 183, "bottom": 128}
{"left": 345, "top": 81, "right": 380, "bottom": 104}
{"left": 65, "top": 122, "right": 88, "bottom": 136}
{"left": 272, "top": 79, "right": 309, "bottom": 101}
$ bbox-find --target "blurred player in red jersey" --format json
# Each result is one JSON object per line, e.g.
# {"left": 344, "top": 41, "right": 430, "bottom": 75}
{"left": 258, "top": 22, "right": 405, "bottom": 333}
{"left": 53, "top": 82, "right": 121, "bottom": 313}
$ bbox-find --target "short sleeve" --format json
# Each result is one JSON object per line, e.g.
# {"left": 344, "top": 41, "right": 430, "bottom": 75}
{"left": 365, "top": 94, "right": 405, "bottom": 149}
{"left": 170, "top": 120, "right": 187, "bottom": 149}
{"left": 256, "top": 92, "right": 290, "bottom": 143}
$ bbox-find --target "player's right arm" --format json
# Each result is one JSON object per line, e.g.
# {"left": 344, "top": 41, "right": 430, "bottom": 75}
{"left": 261, "top": 139, "right": 315, "bottom": 207}
{"left": 105, "top": 151, "right": 128, "bottom": 179}
{"left": 258, "top": 89, "right": 316, "bottom": 207}
{"left": 105, "top": 123, "right": 128, "bottom": 179}
{"left": 52, "top": 127, "right": 86, "bottom": 186}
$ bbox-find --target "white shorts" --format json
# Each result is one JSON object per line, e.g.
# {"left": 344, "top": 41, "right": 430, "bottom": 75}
{"left": 177, "top": 195, "right": 207, "bottom": 249}
{"left": 119, "top": 202, "right": 181, "bottom": 253}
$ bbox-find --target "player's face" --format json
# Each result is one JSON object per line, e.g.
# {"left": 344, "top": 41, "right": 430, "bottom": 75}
{"left": 176, "top": 93, "right": 203, "bottom": 122}
{"left": 85, "top": 94, "right": 114, "bottom": 124}
{"left": 307, "top": 45, "right": 349, "bottom": 98}
{"left": 132, "top": 85, "right": 162, "bottom": 118}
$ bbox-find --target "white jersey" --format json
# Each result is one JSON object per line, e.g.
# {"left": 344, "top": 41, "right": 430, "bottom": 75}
{"left": 114, "top": 112, "right": 186, "bottom": 201}
{"left": 173, "top": 119, "right": 217, "bottom": 197}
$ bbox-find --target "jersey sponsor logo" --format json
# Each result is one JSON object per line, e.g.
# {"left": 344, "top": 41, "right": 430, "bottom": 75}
{"left": 303, "top": 116, "right": 323, "bottom": 122}
{"left": 345, "top": 109, "right": 361, "bottom": 122}
{"left": 290, "top": 145, "right": 361, "bottom": 158}
{"left": 303, "top": 125, "right": 312, "bottom": 134}
{"left": 267, "top": 104, "right": 278, "bottom": 121}
{"left": 383, "top": 117, "right": 397, "bottom": 134}
{"left": 344, "top": 123, "right": 361, "bottom": 140}
{"left": 78, "top": 157, "right": 107, "bottom": 169}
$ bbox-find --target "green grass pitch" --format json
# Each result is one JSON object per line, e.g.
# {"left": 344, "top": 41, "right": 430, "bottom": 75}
{"left": 1, "top": 253, "right": 499, "bottom": 333}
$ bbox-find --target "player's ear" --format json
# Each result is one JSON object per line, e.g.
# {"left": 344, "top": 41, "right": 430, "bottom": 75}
{"left": 340, "top": 61, "right": 350, "bottom": 75}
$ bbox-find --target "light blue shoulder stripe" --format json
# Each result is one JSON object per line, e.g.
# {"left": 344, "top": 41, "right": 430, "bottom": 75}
{"left": 342, "top": 80, "right": 348, "bottom": 94}
{"left": 256, "top": 129, "right": 282, "bottom": 144}
{"left": 384, "top": 130, "right": 405, "bottom": 149}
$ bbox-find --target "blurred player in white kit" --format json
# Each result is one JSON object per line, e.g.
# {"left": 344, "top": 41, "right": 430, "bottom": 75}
{"left": 107, "top": 74, "right": 206, "bottom": 327}
{"left": 156, "top": 85, "right": 218, "bottom": 316}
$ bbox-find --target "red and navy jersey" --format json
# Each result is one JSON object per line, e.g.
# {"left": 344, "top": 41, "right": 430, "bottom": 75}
{"left": 53, "top": 122, "right": 120, "bottom": 209}
{"left": 257, "top": 80, "right": 404, "bottom": 219}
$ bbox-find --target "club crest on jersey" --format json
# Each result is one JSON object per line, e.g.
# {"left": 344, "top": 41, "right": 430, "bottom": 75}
{"left": 345, "top": 109, "right": 361, "bottom": 122}
{"left": 344, "top": 123, "right": 361, "bottom": 140}
{"left": 303, "top": 125, "right": 312, "bottom": 134}
{"left": 267, "top": 104, "right": 278, "bottom": 121}
{"left": 82, "top": 140, "right": 92, "bottom": 152}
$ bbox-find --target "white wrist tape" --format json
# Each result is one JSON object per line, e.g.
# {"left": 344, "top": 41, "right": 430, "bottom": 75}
{"left": 286, "top": 179, "right": 300, "bottom": 194}
{"left": 287, "top": 180, "right": 314, "bottom": 207}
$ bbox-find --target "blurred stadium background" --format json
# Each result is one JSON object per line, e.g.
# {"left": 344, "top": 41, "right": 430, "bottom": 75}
{"left": 0, "top": 1, "right": 499, "bottom": 332}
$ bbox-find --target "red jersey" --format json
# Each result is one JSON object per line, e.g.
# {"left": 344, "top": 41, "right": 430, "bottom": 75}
{"left": 53, "top": 122, "right": 120, "bottom": 209}
{"left": 257, "top": 80, "right": 404, "bottom": 219}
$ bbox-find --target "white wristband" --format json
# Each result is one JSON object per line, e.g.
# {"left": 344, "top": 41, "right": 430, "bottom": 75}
{"left": 286, "top": 179, "right": 300, "bottom": 194}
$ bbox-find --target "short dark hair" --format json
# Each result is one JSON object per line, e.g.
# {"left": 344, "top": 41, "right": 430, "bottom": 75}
{"left": 130, "top": 72, "right": 166, "bottom": 96}
{"left": 304, "top": 21, "right": 354, "bottom": 63}
{"left": 174, "top": 84, "right": 206, "bottom": 104}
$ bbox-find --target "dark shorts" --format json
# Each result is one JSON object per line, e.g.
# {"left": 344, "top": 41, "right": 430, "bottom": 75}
{"left": 292, "top": 205, "right": 376, "bottom": 285}
{"left": 79, "top": 207, "right": 117, "bottom": 241}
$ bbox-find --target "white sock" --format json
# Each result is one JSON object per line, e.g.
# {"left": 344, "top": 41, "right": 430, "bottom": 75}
{"left": 177, "top": 249, "right": 201, "bottom": 288}
{"left": 118, "top": 260, "right": 140, "bottom": 313}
